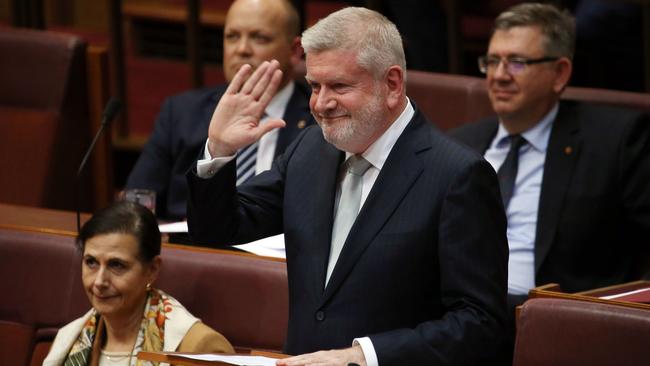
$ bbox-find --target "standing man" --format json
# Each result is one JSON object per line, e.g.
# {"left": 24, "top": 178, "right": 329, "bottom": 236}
{"left": 188, "top": 7, "right": 508, "bottom": 365}
{"left": 126, "top": 0, "right": 312, "bottom": 220}
{"left": 451, "top": 3, "right": 650, "bottom": 310}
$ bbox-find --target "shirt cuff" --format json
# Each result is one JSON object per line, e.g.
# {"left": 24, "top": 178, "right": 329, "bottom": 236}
{"left": 197, "top": 139, "right": 236, "bottom": 178}
{"left": 353, "top": 337, "right": 378, "bottom": 366}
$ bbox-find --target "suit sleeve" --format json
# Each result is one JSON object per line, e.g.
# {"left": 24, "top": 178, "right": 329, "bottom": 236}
{"left": 125, "top": 97, "right": 175, "bottom": 215}
{"left": 186, "top": 128, "right": 308, "bottom": 245}
{"left": 370, "top": 158, "right": 509, "bottom": 365}
{"left": 618, "top": 112, "right": 650, "bottom": 274}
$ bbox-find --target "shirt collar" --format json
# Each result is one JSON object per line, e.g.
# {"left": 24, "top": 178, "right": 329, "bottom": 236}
{"left": 493, "top": 103, "right": 558, "bottom": 153}
{"left": 346, "top": 98, "right": 415, "bottom": 170}
{"left": 265, "top": 81, "right": 295, "bottom": 120}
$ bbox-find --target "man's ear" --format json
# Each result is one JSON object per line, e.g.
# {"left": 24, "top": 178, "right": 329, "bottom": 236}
{"left": 289, "top": 36, "right": 304, "bottom": 67}
{"left": 385, "top": 65, "right": 405, "bottom": 110}
{"left": 553, "top": 57, "right": 572, "bottom": 94}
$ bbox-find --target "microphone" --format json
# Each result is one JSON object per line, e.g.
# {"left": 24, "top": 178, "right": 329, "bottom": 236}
{"left": 76, "top": 98, "right": 123, "bottom": 232}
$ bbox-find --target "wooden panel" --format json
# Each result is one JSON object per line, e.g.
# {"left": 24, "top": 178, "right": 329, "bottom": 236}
{"left": 86, "top": 45, "right": 114, "bottom": 209}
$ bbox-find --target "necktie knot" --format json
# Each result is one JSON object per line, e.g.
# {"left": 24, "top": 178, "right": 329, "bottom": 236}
{"left": 346, "top": 155, "right": 372, "bottom": 176}
{"left": 508, "top": 134, "right": 526, "bottom": 151}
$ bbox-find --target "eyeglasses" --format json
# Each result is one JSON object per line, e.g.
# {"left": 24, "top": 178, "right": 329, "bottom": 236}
{"left": 478, "top": 55, "right": 559, "bottom": 75}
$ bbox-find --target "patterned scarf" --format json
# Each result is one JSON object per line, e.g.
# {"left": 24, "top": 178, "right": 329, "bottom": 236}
{"left": 63, "top": 289, "right": 172, "bottom": 366}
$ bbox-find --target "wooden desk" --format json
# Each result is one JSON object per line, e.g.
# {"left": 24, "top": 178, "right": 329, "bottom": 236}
{"left": 0, "top": 203, "right": 86, "bottom": 236}
{"left": 0, "top": 203, "right": 286, "bottom": 262}
{"left": 528, "top": 281, "right": 650, "bottom": 311}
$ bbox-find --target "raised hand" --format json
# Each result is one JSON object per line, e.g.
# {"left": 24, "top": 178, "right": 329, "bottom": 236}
{"left": 207, "top": 60, "right": 287, "bottom": 157}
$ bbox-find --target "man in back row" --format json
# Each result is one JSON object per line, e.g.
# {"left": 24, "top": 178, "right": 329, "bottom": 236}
{"left": 187, "top": 6, "right": 508, "bottom": 366}
{"left": 451, "top": 2, "right": 650, "bottom": 324}
{"left": 126, "top": 0, "right": 313, "bottom": 220}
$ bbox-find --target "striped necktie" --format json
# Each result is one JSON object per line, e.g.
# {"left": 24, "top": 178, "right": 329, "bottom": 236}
{"left": 236, "top": 141, "right": 258, "bottom": 186}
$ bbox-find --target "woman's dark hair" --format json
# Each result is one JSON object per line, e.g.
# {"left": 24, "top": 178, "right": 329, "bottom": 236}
{"left": 76, "top": 201, "right": 161, "bottom": 262}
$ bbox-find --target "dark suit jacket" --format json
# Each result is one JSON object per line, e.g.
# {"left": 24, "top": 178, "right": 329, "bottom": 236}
{"left": 126, "top": 82, "right": 313, "bottom": 220}
{"left": 450, "top": 101, "right": 650, "bottom": 294}
{"left": 187, "top": 108, "right": 509, "bottom": 365}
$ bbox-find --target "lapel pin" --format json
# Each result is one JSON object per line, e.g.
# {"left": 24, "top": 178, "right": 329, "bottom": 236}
{"left": 297, "top": 120, "right": 307, "bottom": 129}
{"left": 564, "top": 146, "right": 572, "bottom": 155}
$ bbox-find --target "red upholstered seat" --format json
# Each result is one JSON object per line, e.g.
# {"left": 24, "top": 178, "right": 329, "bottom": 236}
{"left": 514, "top": 298, "right": 650, "bottom": 366}
{"left": 0, "top": 28, "right": 94, "bottom": 211}
{"left": 0, "top": 321, "right": 34, "bottom": 366}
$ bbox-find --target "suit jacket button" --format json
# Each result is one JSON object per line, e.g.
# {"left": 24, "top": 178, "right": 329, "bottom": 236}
{"left": 315, "top": 310, "right": 325, "bottom": 321}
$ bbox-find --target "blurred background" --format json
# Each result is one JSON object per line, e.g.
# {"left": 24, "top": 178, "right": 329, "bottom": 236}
{"left": 0, "top": 0, "right": 647, "bottom": 211}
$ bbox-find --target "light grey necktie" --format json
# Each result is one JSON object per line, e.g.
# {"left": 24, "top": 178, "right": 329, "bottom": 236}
{"left": 326, "top": 155, "right": 373, "bottom": 284}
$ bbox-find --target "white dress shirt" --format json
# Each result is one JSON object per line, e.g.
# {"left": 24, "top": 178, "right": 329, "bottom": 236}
{"left": 345, "top": 100, "right": 414, "bottom": 366}
{"left": 483, "top": 104, "right": 558, "bottom": 294}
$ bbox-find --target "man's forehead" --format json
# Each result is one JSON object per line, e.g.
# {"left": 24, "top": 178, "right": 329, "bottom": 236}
{"left": 225, "top": 15, "right": 282, "bottom": 34}
{"left": 225, "top": 0, "right": 287, "bottom": 33}
{"left": 488, "top": 26, "right": 545, "bottom": 55}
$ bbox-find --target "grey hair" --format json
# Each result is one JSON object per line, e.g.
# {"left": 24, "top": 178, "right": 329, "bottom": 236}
{"left": 301, "top": 7, "right": 406, "bottom": 79}
{"left": 494, "top": 3, "right": 575, "bottom": 59}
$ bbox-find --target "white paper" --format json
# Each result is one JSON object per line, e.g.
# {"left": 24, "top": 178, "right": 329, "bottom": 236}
{"left": 158, "top": 221, "right": 188, "bottom": 233}
{"left": 174, "top": 353, "right": 278, "bottom": 366}
{"left": 599, "top": 287, "right": 650, "bottom": 300}
{"left": 234, "top": 234, "right": 286, "bottom": 259}
{"left": 157, "top": 222, "right": 286, "bottom": 259}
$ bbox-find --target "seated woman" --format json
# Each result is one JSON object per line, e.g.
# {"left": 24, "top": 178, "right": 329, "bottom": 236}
{"left": 44, "top": 201, "right": 234, "bottom": 365}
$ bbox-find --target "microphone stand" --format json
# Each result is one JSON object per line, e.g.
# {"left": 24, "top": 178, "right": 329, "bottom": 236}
{"left": 76, "top": 98, "right": 122, "bottom": 232}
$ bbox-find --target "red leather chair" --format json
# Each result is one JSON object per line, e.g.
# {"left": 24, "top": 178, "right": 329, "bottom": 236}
{"left": 514, "top": 298, "right": 650, "bottom": 366}
{"left": 0, "top": 28, "right": 97, "bottom": 211}
{"left": 406, "top": 70, "right": 493, "bottom": 130}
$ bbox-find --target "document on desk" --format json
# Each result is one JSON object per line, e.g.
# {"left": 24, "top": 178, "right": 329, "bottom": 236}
{"left": 158, "top": 221, "right": 188, "bottom": 233}
{"left": 157, "top": 220, "right": 286, "bottom": 259}
{"left": 233, "top": 234, "right": 286, "bottom": 259}
{"left": 173, "top": 353, "right": 278, "bottom": 365}
{"left": 599, "top": 287, "right": 650, "bottom": 303}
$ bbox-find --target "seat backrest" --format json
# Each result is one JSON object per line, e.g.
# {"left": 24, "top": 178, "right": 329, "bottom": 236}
{"left": 406, "top": 70, "right": 494, "bottom": 130}
{"left": 563, "top": 85, "right": 650, "bottom": 113}
{"left": 406, "top": 70, "right": 650, "bottom": 132}
{"left": 157, "top": 246, "right": 289, "bottom": 353}
{"left": 0, "top": 28, "right": 95, "bottom": 211}
{"left": 513, "top": 298, "right": 650, "bottom": 366}
{"left": 0, "top": 321, "right": 34, "bottom": 366}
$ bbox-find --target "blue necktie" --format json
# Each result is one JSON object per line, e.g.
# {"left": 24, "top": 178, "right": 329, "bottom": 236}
{"left": 497, "top": 134, "right": 527, "bottom": 208}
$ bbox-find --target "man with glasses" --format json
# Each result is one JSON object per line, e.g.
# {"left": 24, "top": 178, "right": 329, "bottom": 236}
{"left": 451, "top": 2, "right": 650, "bottom": 353}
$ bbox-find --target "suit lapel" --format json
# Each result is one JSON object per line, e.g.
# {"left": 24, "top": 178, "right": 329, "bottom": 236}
{"left": 476, "top": 119, "right": 499, "bottom": 153}
{"left": 320, "top": 111, "right": 431, "bottom": 304}
{"left": 534, "top": 102, "right": 581, "bottom": 274}
{"left": 276, "top": 82, "right": 312, "bottom": 157}
{"left": 292, "top": 136, "right": 344, "bottom": 297}
{"left": 456, "top": 117, "right": 499, "bottom": 154}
